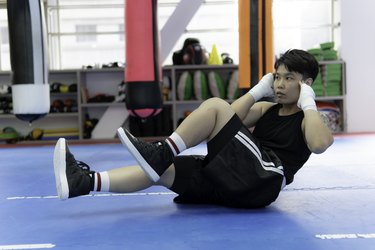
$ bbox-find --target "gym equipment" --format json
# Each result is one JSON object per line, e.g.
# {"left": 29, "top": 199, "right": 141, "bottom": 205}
{"left": 177, "top": 72, "right": 193, "bottom": 100}
{"left": 50, "top": 82, "right": 62, "bottom": 93}
{"left": 59, "top": 84, "right": 69, "bottom": 94}
{"left": 50, "top": 99, "right": 64, "bottom": 113}
{"left": 26, "top": 128, "right": 44, "bottom": 140}
{"left": 227, "top": 70, "right": 240, "bottom": 100}
{"left": 193, "top": 70, "right": 209, "bottom": 100}
{"left": 207, "top": 44, "right": 223, "bottom": 65}
{"left": 221, "top": 53, "right": 234, "bottom": 64}
{"left": 238, "top": 0, "right": 273, "bottom": 88}
{"left": 0, "top": 97, "right": 12, "bottom": 114}
{"left": 124, "top": 0, "right": 163, "bottom": 118}
{"left": 208, "top": 71, "right": 226, "bottom": 99}
{"left": 115, "top": 81, "right": 126, "bottom": 102}
{"left": 0, "top": 127, "right": 19, "bottom": 143}
{"left": 7, "top": 0, "right": 50, "bottom": 123}
{"left": 63, "top": 98, "right": 76, "bottom": 112}
{"left": 68, "top": 83, "right": 77, "bottom": 93}
{"left": 173, "top": 38, "right": 207, "bottom": 65}
{"left": 83, "top": 114, "right": 99, "bottom": 139}
{"left": 0, "top": 85, "right": 9, "bottom": 94}
{"left": 87, "top": 94, "right": 115, "bottom": 103}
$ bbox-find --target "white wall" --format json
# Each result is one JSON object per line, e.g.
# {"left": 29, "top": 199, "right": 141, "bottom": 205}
{"left": 341, "top": 0, "right": 375, "bottom": 132}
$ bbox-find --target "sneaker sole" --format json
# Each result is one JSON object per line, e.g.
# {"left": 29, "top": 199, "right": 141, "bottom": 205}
{"left": 117, "top": 127, "right": 160, "bottom": 182}
{"left": 53, "top": 138, "right": 69, "bottom": 200}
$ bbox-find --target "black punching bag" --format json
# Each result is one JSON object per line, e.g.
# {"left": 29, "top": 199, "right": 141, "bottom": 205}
{"left": 7, "top": 0, "right": 50, "bottom": 123}
{"left": 125, "top": 0, "right": 163, "bottom": 118}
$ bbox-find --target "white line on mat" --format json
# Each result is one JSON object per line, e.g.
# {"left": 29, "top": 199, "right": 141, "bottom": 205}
{"left": 0, "top": 243, "right": 55, "bottom": 249}
{"left": 6, "top": 192, "right": 175, "bottom": 200}
{"left": 315, "top": 233, "right": 375, "bottom": 240}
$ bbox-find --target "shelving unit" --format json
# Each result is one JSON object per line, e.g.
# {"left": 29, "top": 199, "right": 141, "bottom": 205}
{"left": 163, "top": 64, "right": 238, "bottom": 130}
{"left": 0, "top": 60, "right": 346, "bottom": 143}
{"left": 0, "top": 68, "right": 127, "bottom": 141}
{"left": 78, "top": 68, "right": 125, "bottom": 139}
{"left": 166, "top": 62, "right": 346, "bottom": 132}
{"left": 314, "top": 60, "right": 346, "bottom": 132}
{"left": 0, "top": 70, "right": 81, "bottom": 138}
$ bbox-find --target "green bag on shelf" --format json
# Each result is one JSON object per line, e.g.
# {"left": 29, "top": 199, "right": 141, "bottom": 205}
{"left": 322, "top": 50, "right": 338, "bottom": 60}
{"left": 308, "top": 48, "right": 322, "bottom": 55}
{"left": 326, "top": 64, "right": 342, "bottom": 70}
{"left": 208, "top": 71, "right": 226, "bottom": 99}
{"left": 193, "top": 70, "right": 209, "bottom": 100}
{"left": 177, "top": 71, "right": 193, "bottom": 100}
{"left": 320, "top": 42, "right": 335, "bottom": 50}
{"left": 325, "top": 82, "right": 342, "bottom": 96}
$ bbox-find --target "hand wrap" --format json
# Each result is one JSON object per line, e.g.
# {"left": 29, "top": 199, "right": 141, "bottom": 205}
{"left": 248, "top": 73, "right": 274, "bottom": 102}
{"left": 297, "top": 83, "right": 317, "bottom": 111}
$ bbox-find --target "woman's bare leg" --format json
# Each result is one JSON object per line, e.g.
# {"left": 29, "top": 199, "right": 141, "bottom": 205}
{"left": 175, "top": 97, "right": 235, "bottom": 147}
{"left": 107, "top": 165, "right": 176, "bottom": 193}
{"left": 106, "top": 98, "right": 234, "bottom": 193}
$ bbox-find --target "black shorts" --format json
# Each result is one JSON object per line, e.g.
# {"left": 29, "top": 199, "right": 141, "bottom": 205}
{"left": 170, "top": 114, "right": 285, "bottom": 208}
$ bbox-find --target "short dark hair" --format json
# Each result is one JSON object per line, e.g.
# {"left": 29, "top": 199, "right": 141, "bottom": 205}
{"left": 274, "top": 49, "right": 319, "bottom": 81}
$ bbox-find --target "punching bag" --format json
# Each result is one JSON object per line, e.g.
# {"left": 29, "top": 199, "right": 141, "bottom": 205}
{"left": 125, "top": 0, "right": 163, "bottom": 118}
{"left": 7, "top": 0, "right": 49, "bottom": 123}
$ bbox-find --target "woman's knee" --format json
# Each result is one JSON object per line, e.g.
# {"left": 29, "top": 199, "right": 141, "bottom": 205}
{"left": 200, "top": 97, "right": 231, "bottom": 112}
{"left": 201, "top": 98, "right": 235, "bottom": 140}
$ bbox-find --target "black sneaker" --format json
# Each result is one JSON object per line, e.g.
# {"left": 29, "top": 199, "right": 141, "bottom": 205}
{"left": 117, "top": 127, "right": 174, "bottom": 182}
{"left": 53, "top": 138, "right": 94, "bottom": 199}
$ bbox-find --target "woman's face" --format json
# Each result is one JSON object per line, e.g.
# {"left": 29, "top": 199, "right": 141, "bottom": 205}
{"left": 273, "top": 64, "right": 304, "bottom": 105}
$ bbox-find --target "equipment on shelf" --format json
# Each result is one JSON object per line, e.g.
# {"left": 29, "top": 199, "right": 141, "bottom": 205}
{"left": 115, "top": 81, "right": 126, "bottom": 102}
{"left": 0, "top": 127, "right": 45, "bottom": 144}
{"left": 317, "top": 101, "right": 342, "bottom": 132}
{"left": 87, "top": 94, "right": 115, "bottom": 103}
{"left": 0, "top": 84, "right": 11, "bottom": 94}
{"left": 221, "top": 53, "right": 234, "bottom": 64}
{"left": 173, "top": 38, "right": 208, "bottom": 65}
{"left": 0, "top": 127, "right": 19, "bottom": 143}
{"left": 83, "top": 114, "right": 99, "bottom": 139}
{"left": 0, "top": 97, "right": 13, "bottom": 114}
{"left": 176, "top": 69, "right": 239, "bottom": 101}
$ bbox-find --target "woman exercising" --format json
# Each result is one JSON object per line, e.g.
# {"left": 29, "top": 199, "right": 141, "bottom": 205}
{"left": 53, "top": 49, "right": 333, "bottom": 208}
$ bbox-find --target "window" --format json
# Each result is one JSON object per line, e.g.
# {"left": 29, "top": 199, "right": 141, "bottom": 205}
{"left": 1, "top": 26, "right": 8, "bottom": 44}
{"left": 0, "top": 8, "right": 10, "bottom": 70}
{"left": 47, "top": 0, "right": 125, "bottom": 69}
{"left": 119, "top": 24, "right": 124, "bottom": 41}
{"left": 159, "top": 0, "right": 239, "bottom": 65}
{"left": 45, "top": 0, "right": 239, "bottom": 69}
{"left": 0, "top": 0, "right": 340, "bottom": 71}
{"left": 76, "top": 24, "right": 97, "bottom": 42}
{"left": 272, "top": 0, "right": 340, "bottom": 57}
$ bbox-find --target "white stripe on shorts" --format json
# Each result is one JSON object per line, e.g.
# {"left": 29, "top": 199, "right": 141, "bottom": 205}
{"left": 235, "top": 131, "right": 284, "bottom": 176}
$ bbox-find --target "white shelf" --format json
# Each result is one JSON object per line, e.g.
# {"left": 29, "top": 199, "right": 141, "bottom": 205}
{"left": 81, "top": 102, "right": 125, "bottom": 108}
{"left": 316, "top": 96, "right": 345, "bottom": 101}
{"left": 0, "top": 114, "right": 16, "bottom": 118}
{"left": 47, "top": 113, "right": 79, "bottom": 117}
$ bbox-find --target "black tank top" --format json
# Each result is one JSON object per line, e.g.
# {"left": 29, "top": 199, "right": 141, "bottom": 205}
{"left": 252, "top": 104, "right": 311, "bottom": 184}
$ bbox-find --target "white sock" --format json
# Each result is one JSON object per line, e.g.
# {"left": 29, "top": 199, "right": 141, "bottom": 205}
{"left": 165, "top": 132, "right": 187, "bottom": 156}
{"left": 93, "top": 171, "right": 110, "bottom": 192}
